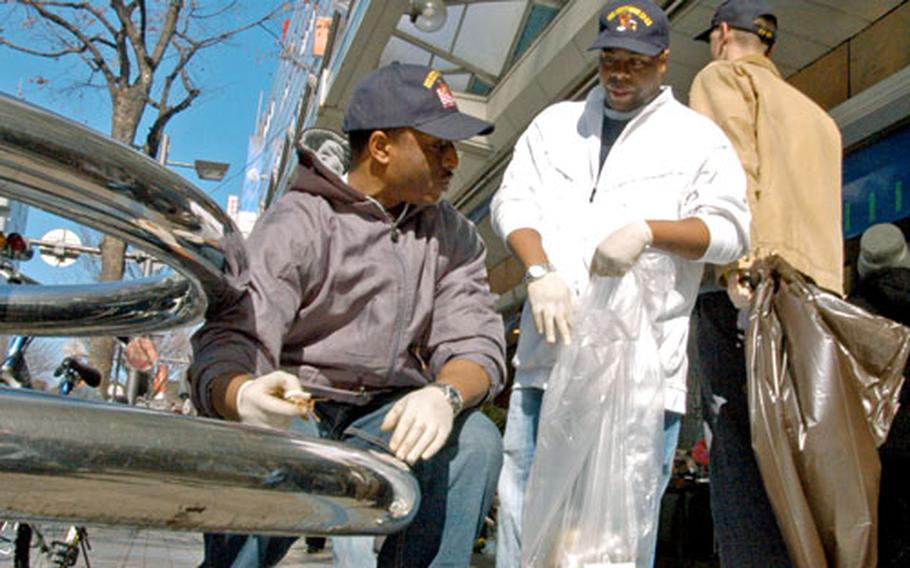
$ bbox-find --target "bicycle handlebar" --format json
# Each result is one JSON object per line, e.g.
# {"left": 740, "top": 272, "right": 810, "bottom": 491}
{"left": 53, "top": 358, "right": 102, "bottom": 389}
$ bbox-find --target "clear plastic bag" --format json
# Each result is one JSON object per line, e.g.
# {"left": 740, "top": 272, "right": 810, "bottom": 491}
{"left": 522, "top": 253, "right": 675, "bottom": 568}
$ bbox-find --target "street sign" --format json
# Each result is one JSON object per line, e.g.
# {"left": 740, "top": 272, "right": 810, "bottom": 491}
{"left": 39, "top": 228, "right": 82, "bottom": 267}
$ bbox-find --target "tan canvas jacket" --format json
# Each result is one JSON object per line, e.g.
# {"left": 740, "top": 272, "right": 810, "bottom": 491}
{"left": 690, "top": 54, "right": 844, "bottom": 294}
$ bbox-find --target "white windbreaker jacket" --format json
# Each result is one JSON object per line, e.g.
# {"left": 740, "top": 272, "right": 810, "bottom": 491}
{"left": 491, "top": 85, "right": 750, "bottom": 413}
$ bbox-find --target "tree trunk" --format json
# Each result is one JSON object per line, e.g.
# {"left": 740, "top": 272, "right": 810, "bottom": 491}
{"left": 89, "top": 89, "right": 146, "bottom": 399}
{"left": 89, "top": 236, "right": 127, "bottom": 399}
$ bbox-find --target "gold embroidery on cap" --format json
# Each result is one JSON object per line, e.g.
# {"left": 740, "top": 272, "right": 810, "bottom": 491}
{"left": 423, "top": 69, "right": 442, "bottom": 88}
{"left": 607, "top": 6, "right": 654, "bottom": 27}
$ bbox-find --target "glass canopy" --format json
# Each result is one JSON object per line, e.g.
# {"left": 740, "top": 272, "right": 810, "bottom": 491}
{"left": 380, "top": 1, "right": 570, "bottom": 97}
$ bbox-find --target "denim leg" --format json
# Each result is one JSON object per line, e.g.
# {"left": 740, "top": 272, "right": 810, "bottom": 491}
{"left": 495, "top": 386, "right": 543, "bottom": 568}
{"left": 318, "top": 395, "right": 502, "bottom": 568}
{"left": 198, "top": 418, "right": 317, "bottom": 568}
{"left": 694, "top": 291, "right": 791, "bottom": 567}
{"left": 288, "top": 417, "right": 379, "bottom": 568}
{"left": 230, "top": 535, "right": 297, "bottom": 568}
{"left": 331, "top": 535, "right": 377, "bottom": 567}
{"left": 660, "top": 412, "right": 682, "bottom": 496}
{"left": 199, "top": 533, "right": 296, "bottom": 568}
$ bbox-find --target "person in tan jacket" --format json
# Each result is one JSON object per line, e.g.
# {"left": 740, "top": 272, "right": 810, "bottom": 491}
{"left": 689, "top": 1, "right": 844, "bottom": 566}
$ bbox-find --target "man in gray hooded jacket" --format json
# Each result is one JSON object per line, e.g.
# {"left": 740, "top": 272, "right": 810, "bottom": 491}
{"left": 189, "top": 63, "right": 506, "bottom": 567}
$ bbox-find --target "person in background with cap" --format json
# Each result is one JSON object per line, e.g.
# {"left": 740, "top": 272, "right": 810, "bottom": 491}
{"left": 849, "top": 222, "right": 910, "bottom": 566}
{"left": 189, "top": 63, "right": 506, "bottom": 567}
{"left": 490, "top": 1, "right": 750, "bottom": 565}
{"left": 689, "top": 1, "right": 844, "bottom": 566}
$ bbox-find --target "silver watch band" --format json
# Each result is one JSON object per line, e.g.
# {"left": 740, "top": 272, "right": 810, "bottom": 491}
{"left": 523, "top": 262, "right": 556, "bottom": 283}
{"left": 429, "top": 383, "right": 464, "bottom": 415}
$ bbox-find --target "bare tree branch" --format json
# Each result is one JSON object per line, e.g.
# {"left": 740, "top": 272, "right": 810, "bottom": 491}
{"left": 82, "top": 2, "right": 119, "bottom": 39}
{"left": 137, "top": 0, "right": 147, "bottom": 49}
{"left": 145, "top": 44, "right": 200, "bottom": 156}
{"left": 0, "top": 36, "right": 86, "bottom": 57}
{"left": 110, "top": 0, "right": 147, "bottom": 82}
{"left": 4, "top": 0, "right": 290, "bottom": 388}
{"left": 183, "top": 4, "right": 286, "bottom": 51}
{"left": 186, "top": 1, "right": 241, "bottom": 20}
{"left": 16, "top": 0, "right": 116, "bottom": 85}
{"left": 147, "top": 0, "right": 181, "bottom": 68}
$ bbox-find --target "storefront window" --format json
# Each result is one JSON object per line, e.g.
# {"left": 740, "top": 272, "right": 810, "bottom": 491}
{"left": 842, "top": 122, "right": 910, "bottom": 238}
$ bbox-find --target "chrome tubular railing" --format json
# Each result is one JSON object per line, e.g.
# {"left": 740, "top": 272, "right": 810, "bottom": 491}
{"left": 0, "top": 388, "right": 418, "bottom": 535}
{"left": 0, "top": 92, "right": 245, "bottom": 336}
{"left": 0, "top": 93, "right": 419, "bottom": 535}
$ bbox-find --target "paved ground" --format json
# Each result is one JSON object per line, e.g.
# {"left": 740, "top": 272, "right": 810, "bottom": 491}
{"left": 0, "top": 525, "right": 496, "bottom": 567}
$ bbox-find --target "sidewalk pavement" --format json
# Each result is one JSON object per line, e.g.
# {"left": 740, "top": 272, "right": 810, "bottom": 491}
{"left": 0, "top": 526, "right": 496, "bottom": 567}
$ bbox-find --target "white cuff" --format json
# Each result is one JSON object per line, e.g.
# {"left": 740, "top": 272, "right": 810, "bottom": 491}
{"left": 695, "top": 214, "right": 749, "bottom": 265}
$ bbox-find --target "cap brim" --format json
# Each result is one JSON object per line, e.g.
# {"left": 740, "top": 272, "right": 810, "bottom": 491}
{"left": 414, "top": 111, "right": 494, "bottom": 141}
{"left": 694, "top": 26, "right": 712, "bottom": 42}
{"left": 588, "top": 34, "right": 664, "bottom": 56}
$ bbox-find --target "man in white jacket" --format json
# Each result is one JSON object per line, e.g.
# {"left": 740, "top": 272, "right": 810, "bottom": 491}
{"left": 490, "top": 1, "right": 751, "bottom": 565}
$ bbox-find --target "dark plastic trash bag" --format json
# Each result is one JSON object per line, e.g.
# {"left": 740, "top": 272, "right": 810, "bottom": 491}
{"left": 747, "top": 255, "right": 910, "bottom": 568}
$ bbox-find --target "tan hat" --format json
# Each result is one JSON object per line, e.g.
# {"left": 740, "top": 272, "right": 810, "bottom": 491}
{"left": 857, "top": 223, "right": 910, "bottom": 278}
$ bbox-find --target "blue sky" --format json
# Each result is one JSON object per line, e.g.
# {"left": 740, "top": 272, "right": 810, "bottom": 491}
{"left": 1, "top": 8, "right": 284, "bottom": 284}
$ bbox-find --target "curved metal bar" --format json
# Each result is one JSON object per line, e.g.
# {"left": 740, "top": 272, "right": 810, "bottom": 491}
{"left": 0, "top": 275, "right": 195, "bottom": 335}
{"left": 0, "top": 388, "right": 420, "bottom": 535}
{"left": 0, "top": 95, "right": 422, "bottom": 537}
{"left": 0, "top": 92, "right": 247, "bottom": 336}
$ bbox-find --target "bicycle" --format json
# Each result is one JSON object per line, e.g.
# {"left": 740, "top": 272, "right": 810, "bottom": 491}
{"left": 0, "top": 261, "right": 98, "bottom": 567}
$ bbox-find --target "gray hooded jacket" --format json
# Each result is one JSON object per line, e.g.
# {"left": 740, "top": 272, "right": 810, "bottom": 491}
{"left": 189, "top": 151, "right": 506, "bottom": 416}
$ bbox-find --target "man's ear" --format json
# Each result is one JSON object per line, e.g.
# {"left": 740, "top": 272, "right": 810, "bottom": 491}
{"left": 367, "top": 130, "right": 392, "bottom": 165}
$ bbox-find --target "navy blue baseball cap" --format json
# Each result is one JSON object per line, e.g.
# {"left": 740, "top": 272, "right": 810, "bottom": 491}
{"left": 695, "top": 0, "right": 778, "bottom": 44}
{"left": 343, "top": 63, "right": 494, "bottom": 141}
{"left": 589, "top": 0, "right": 670, "bottom": 56}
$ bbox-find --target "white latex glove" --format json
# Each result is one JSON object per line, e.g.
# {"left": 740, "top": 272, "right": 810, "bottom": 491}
{"left": 527, "top": 272, "right": 576, "bottom": 345}
{"left": 590, "top": 221, "right": 653, "bottom": 277}
{"left": 381, "top": 386, "right": 454, "bottom": 464}
{"left": 726, "top": 272, "right": 754, "bottom": 310}
{"left": 236, "top": 370, "right": 308, "bottom": 430}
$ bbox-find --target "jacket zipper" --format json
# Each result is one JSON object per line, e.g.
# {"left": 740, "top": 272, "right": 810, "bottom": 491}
{"left": 364, "top": 197, "right": 411, "bottom": 383}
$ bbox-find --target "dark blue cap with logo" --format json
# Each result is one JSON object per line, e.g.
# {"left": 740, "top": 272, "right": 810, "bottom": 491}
{"left": 694, "top": 0, "right": 777, "bottom": 44}
{"left": 589, "top": 0, "right": 670, "bottom": 56}
{"left": 343, "top": 63, "right": 494, "bottom": 141}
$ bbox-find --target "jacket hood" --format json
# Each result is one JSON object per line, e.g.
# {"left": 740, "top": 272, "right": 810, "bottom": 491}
{"left": 290, "top": 149, "right": 430, "bottom": 222}
{"left": 290, "top": 149, "right": 388, "bottom": 219}
{"left": 291, "top": 149, "right": 361, "bottom": 201}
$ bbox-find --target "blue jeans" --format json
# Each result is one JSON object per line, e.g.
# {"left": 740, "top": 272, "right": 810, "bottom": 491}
{"left": 204, "top": 391, "right": 502, "bottom": 568}
{"left": 495, "top": 384, "right": 681, "bottom": 568}
{"left": 202, "top": 415, "right": 376, "bottom": 568}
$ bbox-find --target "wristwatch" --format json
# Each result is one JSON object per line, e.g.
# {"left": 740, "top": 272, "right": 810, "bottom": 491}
{"left": 430, "top": 383, "right": 464, "bottom": 416}
{"left": 523, "top": 263, "right": 556, "bottom": 283}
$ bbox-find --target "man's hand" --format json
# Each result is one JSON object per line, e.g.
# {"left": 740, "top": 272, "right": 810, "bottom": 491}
{"left": 527, "top": 272, "right": 576, "bottom": 345}
{"left": 726, "top": 271, "right": 754, "bottom": 310}
{"left": 124, "top": 337, "right": 158, "bottom": 372}
{"left": 590, "top": 221, "right": 653, "bottom": 277}
{"left": 381, "top": 386, "right": 455, "bottom": 464}
{"left": 236, "top": 370, "right": 308, "bottom": 430}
